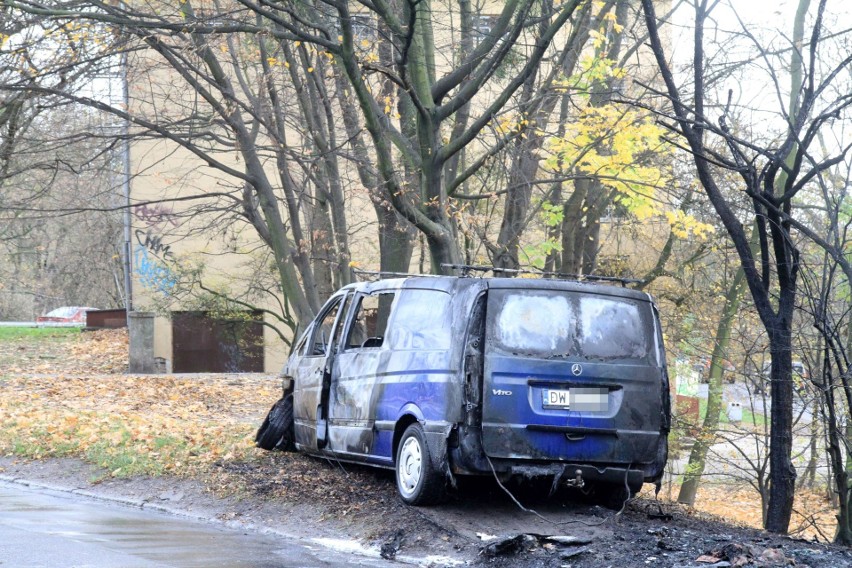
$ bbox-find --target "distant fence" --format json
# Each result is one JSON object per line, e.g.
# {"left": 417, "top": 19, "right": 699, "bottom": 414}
{"left": 86, "top": 309, "right": 127, "bottom": 329}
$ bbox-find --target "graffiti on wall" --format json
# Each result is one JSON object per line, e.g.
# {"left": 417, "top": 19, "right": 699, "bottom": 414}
{"left": 135, "top": 229, "right": 174, "bottom": 261}
{"left": 134, "top": 245, "right": 177, "bottom": 295}
{"left": 134, "top": 203, "right": 178, "bottom": 228}
{"left": 133, "top": 204, "right": 178, "bottom": 295}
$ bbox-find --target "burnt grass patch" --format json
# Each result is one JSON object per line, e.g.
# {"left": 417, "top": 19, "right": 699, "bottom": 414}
{"left": 203, "top": 451, "right": 852, "bottom": 567}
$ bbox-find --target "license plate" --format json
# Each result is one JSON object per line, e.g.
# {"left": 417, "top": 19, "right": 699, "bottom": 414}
{"left": 542, "top": 388, "right": 609, "bottom": 411}
{"left": 543, "top": 389, "right": 571, "bottom": 408}
{"left": 572, "top": 388, "right": 609, "bottom": 412}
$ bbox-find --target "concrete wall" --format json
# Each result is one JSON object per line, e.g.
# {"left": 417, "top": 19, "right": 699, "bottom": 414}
{"left": 128, "top": 311, "right": 156, "bottom": 373}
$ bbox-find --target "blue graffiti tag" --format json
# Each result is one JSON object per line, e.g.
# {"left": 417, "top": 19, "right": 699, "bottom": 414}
{"left": 134, "top": 245, "right": 177, "bottom": 295}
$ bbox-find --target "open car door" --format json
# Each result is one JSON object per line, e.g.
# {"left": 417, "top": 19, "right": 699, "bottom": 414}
{"left": 291, "top": 293, "right": 351, "bottom": 451}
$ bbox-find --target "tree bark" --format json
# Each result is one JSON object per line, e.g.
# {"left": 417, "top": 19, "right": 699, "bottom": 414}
{"left": 493, "top": 1, "right": 600, "bottom": 271}
{"left": 333, "top": 62, "right": 416, "bottom": 276}
{"left": 678, "top": 266, "right": 746, "bottom": 505}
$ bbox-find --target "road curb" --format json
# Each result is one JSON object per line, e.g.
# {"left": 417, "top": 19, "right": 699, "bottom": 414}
{"left": 140, "top": 501, "right": 212, "bottom": 522}
{"left": 71, "top": 488, "right": 148, "bottom": 509}
{"left": 0, "top": 474, "right": 229, "bottom": 524}
{"left": 0, "top": 475, "right": 74, "bottom": 495}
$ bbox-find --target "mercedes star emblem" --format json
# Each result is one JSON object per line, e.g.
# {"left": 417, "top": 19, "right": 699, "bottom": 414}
{"left": 571, "top": 363, "right": 582, "bottom": 376}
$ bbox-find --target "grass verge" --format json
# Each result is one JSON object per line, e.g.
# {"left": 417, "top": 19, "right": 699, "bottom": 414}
{"left": 0, "top": 326, "right": 80, "bottom": 341}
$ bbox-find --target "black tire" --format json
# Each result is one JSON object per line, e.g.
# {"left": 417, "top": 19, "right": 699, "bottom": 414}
{"left": 255, "top": 395, "right": 295, "bottom": 451}
{"left": 395, "top": 423, "right": 445, "bottom": 505}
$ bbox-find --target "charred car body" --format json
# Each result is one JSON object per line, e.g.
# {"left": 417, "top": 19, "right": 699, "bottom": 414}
{"left": 257, "top": 276, "right": 670, "bottom": 505}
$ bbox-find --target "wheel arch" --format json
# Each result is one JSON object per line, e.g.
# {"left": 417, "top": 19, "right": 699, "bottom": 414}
{"left": 392, "top": 414, "right": 421, "bottom": 464}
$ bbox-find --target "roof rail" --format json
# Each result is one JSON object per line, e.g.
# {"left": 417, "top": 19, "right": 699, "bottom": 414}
{"left": 352, "top": 268, "right": 441, "bottom": 282}
{"left": 440, "top": 264, "right": 643, "bottom": 287}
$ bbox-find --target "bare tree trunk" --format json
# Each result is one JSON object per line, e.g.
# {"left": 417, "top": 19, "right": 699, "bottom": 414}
{"left": 561, "top": 179, "right": 587, "bottom": 274}
{"left": 494, "top": 142, "right": 536, "bottom": 271}
{"left": 678, "top": 266, "right": 746, "bottom": 505}
{"left": 765, "top": 320, "right": 797, "bottom": 532}
{"left": 824, "top": 353, "right": 851, "bottom": 543}
{"left": 640, "top": 0, "right": 810, "bottom": 532}
{"left": 581, "top": 210, "right": 601, "bottom": 275}
{"left": 802, "top": 334, "right": 824, "bottom": 491}
{"left": 333, "top": 60, "right": 415, "bottom": 275}
{"left": 801, "top": 409, "right": 819, "bottom": 490}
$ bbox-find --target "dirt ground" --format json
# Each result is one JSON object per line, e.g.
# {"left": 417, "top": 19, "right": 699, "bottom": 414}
{"left": 2, "top": 329, "right": 852, "bottom": 566}
{"left": 3, "top": 454, "right": 849, "bottom": 567}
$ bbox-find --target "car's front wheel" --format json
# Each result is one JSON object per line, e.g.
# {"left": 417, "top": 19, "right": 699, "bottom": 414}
{"left": 395, "top": 423, "right": 445, "bottom": 505}
{"left": 255, "top": 395, "right": 295, "bottom": 451}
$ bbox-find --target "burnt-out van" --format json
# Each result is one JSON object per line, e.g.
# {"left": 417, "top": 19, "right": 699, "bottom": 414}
{"left": 256, "top": 276, "right": 670, "bottom": 505}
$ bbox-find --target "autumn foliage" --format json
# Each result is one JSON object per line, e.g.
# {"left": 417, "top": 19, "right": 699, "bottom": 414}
{"left": 0, "top": 329, "right": 279, "bottom": 478}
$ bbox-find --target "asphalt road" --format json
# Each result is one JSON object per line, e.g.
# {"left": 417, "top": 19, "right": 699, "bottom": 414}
{"left": 0, "top": 482, "right": 393, "bottom": 568}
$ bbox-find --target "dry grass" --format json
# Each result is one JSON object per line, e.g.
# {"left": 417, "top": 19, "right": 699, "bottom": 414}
{"left": 0, "top": 329, "right": 282, "bottom": 479}
{"left": 646, "top": 482, "right": 837, "bottom": 542}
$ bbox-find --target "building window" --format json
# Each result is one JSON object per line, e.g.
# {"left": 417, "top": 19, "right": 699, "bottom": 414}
{"left": 473, "top": 15, "right": 500, "bottom": 46}
{"left": 351, "top": 14, "right": 376, "bottom": 41}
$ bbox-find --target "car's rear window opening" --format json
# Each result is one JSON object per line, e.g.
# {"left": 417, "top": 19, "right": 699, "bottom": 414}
{"left": 493, "top": 290, "right": 654, "bottom": 361}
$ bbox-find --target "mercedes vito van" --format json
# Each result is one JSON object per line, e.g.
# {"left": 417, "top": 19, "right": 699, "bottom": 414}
{"left": 256, "top": 276, "right": 670, "bottom": 505}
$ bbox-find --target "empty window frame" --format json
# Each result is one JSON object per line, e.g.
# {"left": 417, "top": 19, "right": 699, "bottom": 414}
{"left": 345, "top": 292, "right": 396, "bottom": 349}
{"left": 351, "top": 13, "right": 376, "bottom": 41}
{"left": 309, "top": 295, "right": 349, "bottom": 356}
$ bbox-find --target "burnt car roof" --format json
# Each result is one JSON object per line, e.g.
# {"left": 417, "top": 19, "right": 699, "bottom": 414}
{"left": 342, "top": 276, "right": 652, "bottom": 303}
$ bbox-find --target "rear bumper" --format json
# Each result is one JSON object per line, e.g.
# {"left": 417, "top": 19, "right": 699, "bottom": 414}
{"left": 482, "top": 423, "right": 661, "bottom": 463}
{"left": 449, "top": 452, "right": 647, "bottom": 488}
{"left": 507, "top": 462, "right": 645, "bottom": 489}
{"left": 449, "top": 425, "right": 666, "bottom": 484}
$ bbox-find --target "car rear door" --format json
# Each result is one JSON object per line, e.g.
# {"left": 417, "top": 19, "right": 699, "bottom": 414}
{"left": 480, "top": 284, "right": 664, "bottom": 466}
